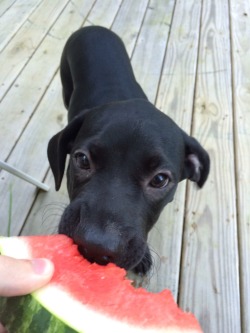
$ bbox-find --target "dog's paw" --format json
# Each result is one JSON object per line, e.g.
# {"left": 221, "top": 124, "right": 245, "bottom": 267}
{"left": 132, "top": 248, "right": 152, "bottom": 276}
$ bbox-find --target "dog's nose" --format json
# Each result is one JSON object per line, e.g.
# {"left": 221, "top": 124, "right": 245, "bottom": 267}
{"left": 74, "top": 234, "right": 120, "bottom": 266}
{"left": 80, "top": 245, "right": 114, "bottom": 265}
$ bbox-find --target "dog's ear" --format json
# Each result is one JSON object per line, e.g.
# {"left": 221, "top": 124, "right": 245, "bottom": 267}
{"left": 181, "top": 133, "right": 210, "bottom": 188}
{"left": 47, "top": 114, "right": 84, "bottom": 190}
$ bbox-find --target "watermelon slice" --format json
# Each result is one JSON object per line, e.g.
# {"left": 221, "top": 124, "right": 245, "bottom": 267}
{"left": 0, "top": 235, "right": 203, "bottom": 333}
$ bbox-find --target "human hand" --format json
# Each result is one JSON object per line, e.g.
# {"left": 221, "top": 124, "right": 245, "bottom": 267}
{"left": 0, "top": 255, "right": 54, "bottom": 297}
{"left": 0, "top": 256, "right": 54, "bottom": 332}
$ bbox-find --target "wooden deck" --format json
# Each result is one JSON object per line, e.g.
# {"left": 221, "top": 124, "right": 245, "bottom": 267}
{"left": 0, "top": 1, "right": 249, "bottom": 332}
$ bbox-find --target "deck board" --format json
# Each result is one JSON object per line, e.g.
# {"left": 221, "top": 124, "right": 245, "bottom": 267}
{"left": 230, "top": 0, "right": 250, "bottom": 332}
{"left": 147, "top": 0, "right": 202, "bottom": 299}
{"left": 131, "top": 0, "right": 175, "bottom": 103}
{"left": 0, "top": 0, "right": 69, "bottom": 101}
{"left": 84, "top": 0, "right": 122, "bottom": 28}
{"left": 0, "top": 0, "right": 96, "bottom": 234}
{"left": 0, "top": 0, "right": 42, "bottom": 52}
{"left": 179, "top": 0, "right": 241, "bottom": 332}
{"left": 21, "top": 0, "right": 126, "bottom": 236}
{"left": 1, "top": 1, "right": 249, "bottom": 332}
{"left": 112, "top": 0, "right": 148, "bottom": 56}
{"left": 0, "top": 0, "right": 17, "bottom": 18}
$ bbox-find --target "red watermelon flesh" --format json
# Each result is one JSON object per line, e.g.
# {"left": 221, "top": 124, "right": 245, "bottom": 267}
{"left": 0, "top": 235, "right": 203, "bottom": 332}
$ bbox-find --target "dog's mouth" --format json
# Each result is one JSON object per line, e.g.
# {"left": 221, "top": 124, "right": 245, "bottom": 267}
{"left": 59, "top": 203, "right": 152, "bottom": 274}
{"left": 77, "top": 245, "right": 113, "bottom": 266}
{"left": 76, "top": 240, "right": 152, "bottom": 275}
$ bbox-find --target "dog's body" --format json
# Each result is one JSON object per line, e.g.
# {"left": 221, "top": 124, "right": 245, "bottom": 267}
{"left": 48, "top": 26, "right": 210, "bottom": 274}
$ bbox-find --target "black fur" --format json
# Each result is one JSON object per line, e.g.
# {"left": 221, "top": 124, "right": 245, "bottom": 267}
{"left": 48, "top": 27, "right": 210, "bottom": 274}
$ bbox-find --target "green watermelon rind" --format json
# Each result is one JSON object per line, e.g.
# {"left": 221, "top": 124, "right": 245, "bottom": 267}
{"left": 0, "top": 237, "right": 201, "bottom": 333}
{"left": 0, "top": 294, "right": 76, "bottom": 333}
{"left": 0, "top": 237, "right": 77, "bottom": 333}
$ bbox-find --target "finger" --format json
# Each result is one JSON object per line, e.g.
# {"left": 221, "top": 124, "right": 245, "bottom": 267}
{"left": 0, "top": 256, "right": 54, "bottom": 297}
{"left": 0, "top": 322, "right": 7, "bottom": 333}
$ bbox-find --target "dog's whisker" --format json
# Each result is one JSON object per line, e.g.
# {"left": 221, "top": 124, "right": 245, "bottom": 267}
{"left": 149, "top": 224, "right": 163, "bottom": 240}
{"left": 148, "top": 245, "right": 162, "bottom": 276}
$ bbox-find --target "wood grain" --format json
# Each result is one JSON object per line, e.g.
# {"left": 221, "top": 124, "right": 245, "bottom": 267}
{"left": 21, "top": 168, "right": 69, "bottom": 236}
{"left": 0, "top": 0, "right": 17, "bottom": 17}
{"left": 179, "top": 0, "right": 241, "bottom": 332}
{"left": 0, "top": 0, "right": 96, "bottom": 235}
{"left": 112, "top": 0, "right": 149, "bottom": 57}
{"left": 147, "top": 0, "right": 202, "bottom": 299}
{"left": 84, "top": 0, "right": 122, "bottom": 28}
{"left": 230, "top": 0, "right": 250, "bottom": 332}
{"left": 19, "top": 0, "right": 126, "bottom": 235}
{"left": 0, "top": 0, "right": 42, "bottom": 52}
{"left": 0, "top": 0, "right": 68, "bottom": 101}
{"left": 131, "top": 0, "right": 175, "bottom": 103}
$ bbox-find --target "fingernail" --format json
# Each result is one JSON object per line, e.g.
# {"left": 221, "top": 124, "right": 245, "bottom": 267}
{"left": 32, "top": 258, "right": 54, "bottom": 276}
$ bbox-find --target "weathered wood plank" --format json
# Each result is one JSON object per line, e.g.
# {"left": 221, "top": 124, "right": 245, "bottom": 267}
{"left": 147, "top": 0, "right": 202, "bottom": 300}
{"left": 131, "top": 0, "right": 175, "bottom": 103}
{"left": 20, "top": 169, "right": 69, "bottom": 236}
{"left": 0, "top": 74, "right": 65, "bottom": 236}
{"left": 0, "top": 0, "right": 96, "bottom": 163}
{"left": 12, "top": 1, "right": 125, "bottom": 234}
{"left": 85, "top": 0, "right": 122, "bottom": 28}
{"left": 112, "top": 0, "right": 148, "bottom": 56}
{"left": 179, "top": 0, "right": 241, "bottom": 332}
{"left": 0, "top": 0, "right": 42, "bottom": 52}
{"left": 0, "top": 0, "right": 69, "bottom": 101}
{"left": 230, "top": 0, "right": 250, "bottom": 332}
{"left": 21, "top": 0, "right": 126, "bottom": 236}
{"left": 0, "top": 0, "right": 96, "bottom": 236}
{"left": 0, "top": 0, "right": 17, "bottom": 17}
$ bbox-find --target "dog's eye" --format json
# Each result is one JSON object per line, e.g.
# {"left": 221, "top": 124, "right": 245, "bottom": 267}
{"left": 150, "top": 173, "right": 169, "bottom": 188}
{"left": 74, "top": 152, "right": 90, "bottom": 169}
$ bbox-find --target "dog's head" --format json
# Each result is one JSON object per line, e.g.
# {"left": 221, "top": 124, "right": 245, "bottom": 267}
{"left": 48, "top": 100, "right": 209, "bottom": 274}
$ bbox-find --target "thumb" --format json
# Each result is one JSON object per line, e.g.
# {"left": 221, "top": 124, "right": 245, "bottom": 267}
{"left": 0, "top": 256, "right": 54, "bottom": 297}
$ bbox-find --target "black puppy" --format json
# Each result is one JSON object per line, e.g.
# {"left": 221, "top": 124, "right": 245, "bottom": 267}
{"left": 48, "top": 26, "right": 210, "bottom": 274}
